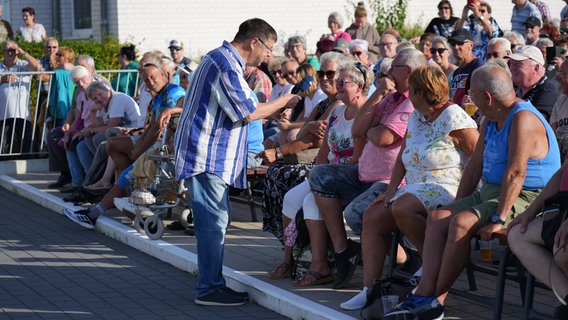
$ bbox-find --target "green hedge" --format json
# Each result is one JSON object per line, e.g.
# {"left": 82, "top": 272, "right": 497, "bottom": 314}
{"left": 9, "top": 35, "right": 126, "bottom": 70}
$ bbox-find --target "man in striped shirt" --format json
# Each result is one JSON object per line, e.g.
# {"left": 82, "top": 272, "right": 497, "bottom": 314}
{"left": 175, "top": 18, "right": 299, "bottom": 307}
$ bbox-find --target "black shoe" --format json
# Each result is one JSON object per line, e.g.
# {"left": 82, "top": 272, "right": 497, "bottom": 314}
{"left": 63, "top": 189, "right": 87, "bottom": 204}
{"left": 61, "top": 184, "right": 81, "bottom": 193}
{"left": 194, "top": 287, "right": 248, "bottom": 306}
{"left": 554, "top": 303, "right": 568, "bottom": 319}
{"left": 332, "top": 238, "right": 361, "bottom": 289}
{"left": 48, "top": 174, "right": 72, "bottom": 188}
{"left": 397, "top": 249, "right": 422, "bottom": 276}
{"left": 221, "top": 287, "right": 249, "bottom": 299}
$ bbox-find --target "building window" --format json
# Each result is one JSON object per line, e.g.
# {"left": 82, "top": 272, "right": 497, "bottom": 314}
{"left": 72, "top": 0, "right": 92, "bottom": 38}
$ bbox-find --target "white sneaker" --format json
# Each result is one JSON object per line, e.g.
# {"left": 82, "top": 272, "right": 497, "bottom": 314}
{"left": 340, "top": 287, "right": 367, "bottom": 310}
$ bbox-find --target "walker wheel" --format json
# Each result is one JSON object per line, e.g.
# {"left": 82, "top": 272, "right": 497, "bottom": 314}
{"left": 134, "top": 215, "right": 145, "bottom": 233}
{"left": 180, "top": 208, "right": 193, "bottom": 229}
{"left": 144, "top": 215, "right": 164, "bottom": 240}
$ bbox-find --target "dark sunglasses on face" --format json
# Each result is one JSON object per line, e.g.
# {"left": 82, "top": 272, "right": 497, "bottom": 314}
{"left": 283, "top": 70, "right": 296, "bottom": 77}
{"left": 317, "top": 70, "right": 336, "bottom": 79}
{"left": 430, "top": 48, "right": 448, "bottom": 55}
{"left": 270, "top": 70, "right": 282, "bottom": 76}
{"left": 352, "top": 51, "right": 364, "bottom": 57}
{"left": 449, "top": 40, "right": 465, "bottom": 46}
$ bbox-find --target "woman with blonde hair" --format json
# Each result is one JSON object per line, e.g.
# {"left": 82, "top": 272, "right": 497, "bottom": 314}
{"left": 345, "top": 2, "right": 381, "bottom": 63}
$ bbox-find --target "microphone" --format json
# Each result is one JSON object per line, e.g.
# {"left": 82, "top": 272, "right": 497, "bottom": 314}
{"left": 291, "top": 75, "right": 314, "bottom": 95}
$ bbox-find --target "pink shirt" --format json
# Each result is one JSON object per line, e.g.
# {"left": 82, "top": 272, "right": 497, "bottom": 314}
{"left": 358, "top": 91, "right": 413, "bottom": 182}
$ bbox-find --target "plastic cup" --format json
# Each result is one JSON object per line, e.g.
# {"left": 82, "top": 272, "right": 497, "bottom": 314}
{"left": 382, "top": 295, "right": 399, "bottom": 314}
{"left": 464, "top": 103, "right": 477, "bottom": 116}
{"left": 479, "top": 240, "right": 492, "bottom": 262}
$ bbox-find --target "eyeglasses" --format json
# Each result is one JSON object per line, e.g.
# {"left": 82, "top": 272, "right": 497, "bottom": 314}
{"left": 479, "top": 10, "right": 486, "bottom": 13}
{"left": 257, "top": 38, "right": 272, "bottom": 54}
{"left": 351, "top": 51, "right": 365, "bottom": 57}
{"left": 335, "top": 79, "right": 354, "bottom": 88}
{"left": 317, "top": 70, "right": 336, "bottom": 79}
{"left": 270, "top": 70, "right": 282, "bottom": 76}
{"left": 379, "top": 42, "right": 396, "bottom": 47}
{"left": 429, "top": 48, "right": 448, "bottom": 55}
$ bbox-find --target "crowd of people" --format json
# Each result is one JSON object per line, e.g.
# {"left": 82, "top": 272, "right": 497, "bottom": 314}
{"left": 2, "top": 0, "right": 564, "bottom": 318}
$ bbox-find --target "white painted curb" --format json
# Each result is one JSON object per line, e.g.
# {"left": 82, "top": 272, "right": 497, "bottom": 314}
{"left": 0, "top": 175, "right": 355, "bottom": 320}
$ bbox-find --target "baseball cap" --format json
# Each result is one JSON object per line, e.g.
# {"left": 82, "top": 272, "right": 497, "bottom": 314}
{"left": 523, "top": 16, "right": 542, "bottom": 28}
{"left": 505, "top": 45, "right": 545, "bottom": 66}
{"left": 333, "top": 38, "right": 349, "bottom": 52}
{"left": 448, "top": 28, "right": 473, "bottom": 43}
{"left": 168, "top": 39, "right": 183, "bottom": 50}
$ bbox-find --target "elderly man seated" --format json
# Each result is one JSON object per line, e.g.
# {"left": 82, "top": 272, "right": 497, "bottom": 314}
{"left": 385, "top": 64, "right": 560, "bottom": 319}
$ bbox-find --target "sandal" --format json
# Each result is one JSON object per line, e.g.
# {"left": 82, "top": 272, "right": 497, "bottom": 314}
{"left": 268, "top": 263, "right": 290, "bottom": 280}
{"left": 293, "top": 270, "right": 333, "bottom": 287}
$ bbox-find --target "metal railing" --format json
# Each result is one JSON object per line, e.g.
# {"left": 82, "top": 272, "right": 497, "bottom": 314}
{"left": 0, "top": 69, "right": 139, "bottom": 159}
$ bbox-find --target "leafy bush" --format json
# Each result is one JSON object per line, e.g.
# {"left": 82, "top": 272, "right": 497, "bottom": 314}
{"left": 7, "top": 35, "right": 125, "bottom": 70}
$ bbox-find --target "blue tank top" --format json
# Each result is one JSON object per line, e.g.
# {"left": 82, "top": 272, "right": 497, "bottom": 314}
{"left": 482, "top": 101, "right": 560, "bottom": 190}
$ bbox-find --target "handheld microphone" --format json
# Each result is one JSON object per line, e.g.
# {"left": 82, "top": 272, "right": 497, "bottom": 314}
{"left": 291, "top": 75, "right": 314, "bottom": 95}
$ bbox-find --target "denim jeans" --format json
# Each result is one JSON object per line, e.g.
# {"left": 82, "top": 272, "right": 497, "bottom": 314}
{"left": 186, "top": 172, "right": 231, "bottom": 297}
{"left": 76, "top": 139, "right": 94, "bottom": 175}
{"left": 66, "top": 150, "right": 84, "bottom": 185}
{"left": 344, "top": 181, "right": 389, "bottom": 235}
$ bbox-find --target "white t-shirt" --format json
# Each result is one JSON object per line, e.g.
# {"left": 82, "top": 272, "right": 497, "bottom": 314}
{"left": 303, "top": 88, "right": 327, "bottom": 118}
{"left": 97, "top": 92, "right": 143, "bottom": 128}
{"left": 0, "top": 59, "right": 31, "bottom": 120}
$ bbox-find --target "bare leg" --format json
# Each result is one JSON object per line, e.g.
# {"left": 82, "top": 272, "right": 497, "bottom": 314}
{"left": 434, "top": 210, "right": 482, "bottom": 302}
{"left": 361, "top": 201, "right": 397, "bottom": 287}
{"left": 509, "top": 218, "right": 568, "bottom": 299}
{"left": 87, "top": 157, "right": 116, "bottom": 188}
{"left": 107, "top": 136, "right": 134, "bottom": 172}
{"left": 315, "top": 195, "right": 347, "bottom": 252}
{"left": 294, "top": 219, "right": 332, "bottom": 285}
{"left": 100, "top": 185, "right": 127, "bottom": 210}
{"left": 413, "top": 206, "right": 456, "bottom": 297}
{"left": 269, "top": 215, "right": 293, "bottom": 279}
{"left": 391, "top": 193, "right": 428, "bottom": 254}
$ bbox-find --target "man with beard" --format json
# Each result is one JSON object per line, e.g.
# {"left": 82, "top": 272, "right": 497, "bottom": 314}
{"left": 523, "top": 16, "right": 541, "bottom": 46}
{"left": 448, "top": 28, "right": 483, "bottom": 106}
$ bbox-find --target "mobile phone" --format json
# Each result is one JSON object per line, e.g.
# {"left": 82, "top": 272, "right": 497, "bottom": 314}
{"left": 467, "top": 0, "right": 480, "bottom": 7}
{"left": 546, "top": 46, "right": 566, "bottom": 65}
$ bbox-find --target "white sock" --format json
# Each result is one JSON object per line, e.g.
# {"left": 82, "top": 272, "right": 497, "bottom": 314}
{"left": 340, "top": 287, "right": 368, "bottom": 310}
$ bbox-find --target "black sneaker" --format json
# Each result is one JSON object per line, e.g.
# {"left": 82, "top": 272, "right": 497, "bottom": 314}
{"left": 48, "top": 174, "right": 71, "bottom": 188}
{"left": 397, "top": 249, "right": 422, "bottom": 276}
{"left": 194, "top": 287, "right": 248, "bottom": 306}
{"left": 63, "top": 208, "right": 96, "bottom": 230}
{"left": 221, "top": 286, "right": 249, "bottom": 299}
{"left": 554, "top": 303, "right": 568, "bottom": 319}
{"left": 332, "top": 238, "right": 361, "bottom": 289}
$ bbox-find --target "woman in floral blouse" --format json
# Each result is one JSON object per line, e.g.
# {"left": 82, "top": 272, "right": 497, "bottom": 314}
{"left": 17, "top": 7, "right": 46, "bottom": 42}
{"left": 352, "top": 64, "right": 479, "bottom": 310}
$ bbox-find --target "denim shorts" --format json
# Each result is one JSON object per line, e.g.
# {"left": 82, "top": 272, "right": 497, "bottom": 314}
{"left": 453, "top": 183, "right": 541, "bottom": 225}
{"left": 308, "top": 163, "right": 374, "bottom": 201}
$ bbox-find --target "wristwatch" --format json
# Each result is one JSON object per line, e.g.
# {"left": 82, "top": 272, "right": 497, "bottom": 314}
{"left": 490, "top": 214, "right": 505, "bottom": 225}
{"left": 275, "top": 147, "right": 283, "bottom": 159}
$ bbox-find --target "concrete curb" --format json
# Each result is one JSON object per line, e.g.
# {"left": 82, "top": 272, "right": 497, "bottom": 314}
{"left": 0, "top": 175, "right": 355, "bottom": 320}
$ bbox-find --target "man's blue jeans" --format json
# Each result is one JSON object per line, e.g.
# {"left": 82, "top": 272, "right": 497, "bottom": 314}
{"left": 186, "top": 172, "right": 230, "bottom": 297}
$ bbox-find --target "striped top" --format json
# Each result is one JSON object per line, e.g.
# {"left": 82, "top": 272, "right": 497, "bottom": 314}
{"left": 175, "top": 41, "right": 256, "bottom": 188}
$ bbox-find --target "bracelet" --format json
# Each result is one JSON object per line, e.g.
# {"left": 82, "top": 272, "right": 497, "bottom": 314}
{"left": 275, "top": 147, "right": 283, "bottom": 159}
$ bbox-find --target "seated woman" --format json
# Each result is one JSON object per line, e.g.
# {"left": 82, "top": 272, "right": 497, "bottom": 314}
{"left": 48, "top": 46, "right": 75, "bottom": 128}
{"left": 429, "top": 36, "right": 457, "bottom": 86}
{"left": 270, "top": 61, "right": 373, "bottom": 286}
{"left": 348, "top": 65, "right": 479, "bottom": 312}
{"left": 320, "top": 12, "right": 352, "bottom": 42}
{"left": 508, "top": 160, "right": 568, "bottom": 319}
{"left": 259, "top": 52, "right": 345, "bottom": 251}
{"left": 277, "top": 63, "right": 327, "bottom": 146}
{"left": 424, "top": 0, "right": 459, "bottom": 39}
{"left": 263, "top": 56, "right": 294, "bottom": 145}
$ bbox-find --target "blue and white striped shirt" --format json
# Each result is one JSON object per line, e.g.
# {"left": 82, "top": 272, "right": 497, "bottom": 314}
{"left": 175, "top": 41, "right": 256, "bottom": 188}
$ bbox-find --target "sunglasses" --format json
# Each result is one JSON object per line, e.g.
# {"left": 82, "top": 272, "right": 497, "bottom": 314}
{"left": 561, "top": 28, "right": 568, "bottom": 34}
{"left": 352, "top": 51, "right": 365, "bottom": 57}
{"left": 317, "top": 70, "right": 336, "bottom": 79}
{"left": 283, "top": 70, "right": 296, "bottom": 78}
{"left": 430, "top": 48, "right": 448, "bottom": 55}
{"left": 270, "top": 70, "right": 282, "bottom": 76}
{"left": 479, "top": 10, "right": 486, "bottom": 13}
{"left": 449, "top": 40, "right": 466, "bottom": 46}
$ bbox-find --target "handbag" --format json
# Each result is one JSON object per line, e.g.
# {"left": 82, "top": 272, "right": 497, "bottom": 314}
{"left": 541, "top": 191, "right": 568, "bottom": 250}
